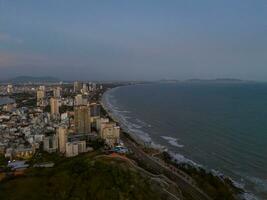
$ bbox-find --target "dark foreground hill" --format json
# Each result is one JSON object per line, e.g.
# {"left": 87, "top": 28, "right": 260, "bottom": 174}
{"left": 0, "top": 152, "right": 182, "bottom": 200}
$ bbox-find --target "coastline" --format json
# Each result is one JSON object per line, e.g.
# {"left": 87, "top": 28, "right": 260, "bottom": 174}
{"left": 101, "top": 85, "right": 256, "bottom": 200}
{"left": 101, "top": 87, "right": 165, "bottom": 151}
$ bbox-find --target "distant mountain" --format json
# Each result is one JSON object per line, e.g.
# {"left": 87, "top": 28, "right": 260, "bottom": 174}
{"left": 158, "top": 79, "right": 180, "bottom": 83}
{"left": 184, "top": 78, "right": 253, "bottom": 83}
{"left": 8, "top": 76, "right": 60, "bottom": 83}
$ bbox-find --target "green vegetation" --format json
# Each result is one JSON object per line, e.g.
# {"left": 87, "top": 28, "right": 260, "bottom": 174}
{"left": 28, "top": 151, "right": 64, "bottom": 166}
{"left": 44, "top": 105, "right": 50, "bottom": 113}
{"left": 11, "top": 92, "right": 36, "bottom": 107}
{"left": 0, "top": 155, "right": 8, "bottom": 171}
{"left": 0, "top": 153, "right": 166, "bottom": 200}
{"left": 0, "top": 155, "right": 7, "bottom": 167}
{"left": 160, "top": 152, "right": 242, "bottom": 200}
{"left": 59, "top": 105, "right": 73, "bottom": 113}
{"left": 88, "top": 138, "right": 105, "bottom": 150}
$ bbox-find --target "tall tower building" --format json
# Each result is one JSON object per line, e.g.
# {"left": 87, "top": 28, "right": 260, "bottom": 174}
{"left": 7, "top": 84, "right": 13, "bottom": 94}
{"left": 81, "top": 83, "right": 89, "bottom": 94}
{"left": 36, "top": 87, "right": 46, "bottom": 107}
{"left": 74, "top": 105, "right": 90, "bottom": 134}
{"left": 37, "top": 89, "right": 45, "bottom": 100}
{"left": 100, "top": 122, "right": 120, "bottom": 147}
{"left": 75, "top": 94, "right": 87, "bottom": 106}
{"left": 43, "top": 135, "right": 58, "bottom": 153}
{"left": 39, "top": 85, "right": 46, "bottom": 91}
{"left": 50, "top": 97, "right": 59, "bottom": 116}
{"left": 90, "top": 103, "right": 100, "bottom": 117}
{"left": 74, "top": 81, "right": 82, "bottom": 93}
{"left": 57, "top": 126, "right": 68, "bottom": 153}
{"left": 53, "top": 87, "right": 62, "bottom": 98}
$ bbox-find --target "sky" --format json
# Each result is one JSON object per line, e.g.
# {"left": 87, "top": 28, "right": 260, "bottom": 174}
{"left": 0, "top": 0, "right": 267, "bottom": 81}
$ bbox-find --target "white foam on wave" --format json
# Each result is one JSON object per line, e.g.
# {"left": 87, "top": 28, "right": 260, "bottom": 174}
{"left": 161, "top": 136, "right": 184, "bottom": 148}
{"left": 102, "top": 88, "right": 260, "bottom": 200}
{"left": 247, "top": 176, "right": 267, "bottom": 191}
{"left": 232, "top": 170, "right": 267, "bottom": 199}
{"left": 243, "top": 192, "right": 258, "bottom": 200}
{"left": 135, "top": 118, "right": 151, "bottom": 128}
{"left": 102, "top": 88, "right": 153, "bottom": 144}
{"left": 169, "top": 151, "right": 201, "bottom": 167}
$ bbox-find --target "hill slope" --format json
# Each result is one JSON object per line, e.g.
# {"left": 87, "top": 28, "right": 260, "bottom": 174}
{"left": 0, "top": 152, "right": 182, "bottom": 200}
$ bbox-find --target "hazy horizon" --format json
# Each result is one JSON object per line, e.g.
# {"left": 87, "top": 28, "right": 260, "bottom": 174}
{"left": 0, "top": 75, "right": 263, "bottom": 82}
{"left": 0, "top": 1, "right": 267, "bottom": 81}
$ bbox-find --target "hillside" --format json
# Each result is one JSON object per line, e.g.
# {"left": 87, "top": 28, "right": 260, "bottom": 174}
{"left": 0, "top": 152, "right": 182, "bottom": 200}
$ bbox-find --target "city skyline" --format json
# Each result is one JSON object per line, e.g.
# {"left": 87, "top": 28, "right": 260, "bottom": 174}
{"left": 0, "top": 1, "right": 267, "bottom": 81}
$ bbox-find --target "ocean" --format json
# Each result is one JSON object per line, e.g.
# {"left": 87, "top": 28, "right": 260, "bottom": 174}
{"left": 102, "top": 82, "right": 267, "bottom": 200}
{"left": 0, "top": 97, "right": 14, "bottom": 105}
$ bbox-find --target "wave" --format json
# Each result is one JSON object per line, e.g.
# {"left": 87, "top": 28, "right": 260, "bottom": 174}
{"left": 161, "top": 136, "right": 184, "bottom": 148}
{"left": 102, "top": 87, "right": 261, "bottom": 200}
{"left": 102, "top": 89, "right": 153, "bottom": 144}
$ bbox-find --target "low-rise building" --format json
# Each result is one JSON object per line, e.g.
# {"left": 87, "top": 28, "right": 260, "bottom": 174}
{"left": 14, "top": 147, "right": 35, "bottom": 159}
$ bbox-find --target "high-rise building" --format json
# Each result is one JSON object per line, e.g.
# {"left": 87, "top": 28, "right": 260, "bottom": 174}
{"left": 57, "top": 126, "right": 68, "bottom": 153}
{"left": 92, "top": 83, "right": 97, "bottom": 91}
{"left": 50, "top": 97, "right": 59, "bottom": 116}
{"left": 36, "top": 87, "right": 46, "bottom": 107}
{"left": 53, "top": 87, "right": 62, "bottom": 98}
{"left": 65, "top": 140, "right": 86, "bottom": 157}
{"left": 74, "top": 94, "right": 87, "bottom": 106}
{"left": 90, "top": 103, "right": 100, "bottom": 117}
{"left": 100, "top": 122, "right": 120, "bottom": 147}
{"left": 7, "top": 84, "right": 13, "bottom": 94}
{"left": 81, "top": 83, "right": 89, "bottom": 94}
{"left": 96, "top": 118, "right": 109, "bottom": 131}
{"left": 39, "top": 85, "right": 46, "bottom": 91}
{"left": 43, "top": 135, "right": 58, "bottom": 153}
{"left": 74, "top": 81, "right": 82, "bottom": 93}
{"left": 37, "top": 89, "right": 45, "bottom": 100}
{"left": 74, "top": 105, "right": 90, "bottom": 134}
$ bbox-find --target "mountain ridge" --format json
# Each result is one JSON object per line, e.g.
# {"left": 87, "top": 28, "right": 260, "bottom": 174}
{"left": 4, "top": 76, "right": 60, "bottom": 83}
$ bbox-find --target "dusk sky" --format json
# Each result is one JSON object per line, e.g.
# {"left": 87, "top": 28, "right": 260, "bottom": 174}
{"left": 0, "top": 0, "right": 266, "bottom": 81}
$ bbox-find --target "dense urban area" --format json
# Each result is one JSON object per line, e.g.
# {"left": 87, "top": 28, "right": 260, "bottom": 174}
{"left": 0, "top": 81, "right": 243, "bottom": 200}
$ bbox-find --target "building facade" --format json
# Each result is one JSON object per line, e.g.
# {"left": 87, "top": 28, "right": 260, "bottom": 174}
{"left": 65, "top": 140, "right": 86, "bottom": 157}
{"left": 57, "top": 126, "right": 68, "bottom": 153}
{"left": 100, "top": 122, "right": 120, "bottom": 147}
{"left": 74, "top": 105, "right": 90, "bottom": 134}
{"left": 53, "top": 87, "right": 62, "bottom": 98}
{"left": 74, "top": 81, "right": 82, "bottom": 93}
{"left": 43, "top": 135, "right": 58, "bottom": 153}
{"left": 50, "top": 97, "right": 59, "bottom": 116}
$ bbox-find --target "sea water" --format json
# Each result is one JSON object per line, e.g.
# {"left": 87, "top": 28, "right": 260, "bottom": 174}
{"left": 102, "top": 82, "right": 267, "bottom": 199}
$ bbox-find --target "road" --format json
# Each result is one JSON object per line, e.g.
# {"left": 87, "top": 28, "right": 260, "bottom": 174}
{"left": 120, "top": 133, "right": 212, "bottom": 200}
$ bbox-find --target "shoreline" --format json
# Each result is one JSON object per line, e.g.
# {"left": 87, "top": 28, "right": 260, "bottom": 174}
{"left": 100, "top": 86, "right": 256, "bottom": 200}
{"left": 0, "top": 96, "right": 15, "bottom": 106}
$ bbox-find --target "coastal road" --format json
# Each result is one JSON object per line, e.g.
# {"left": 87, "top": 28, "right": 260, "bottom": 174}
{"left": 121, "top": 133, "right": 212, "bottom": 200}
